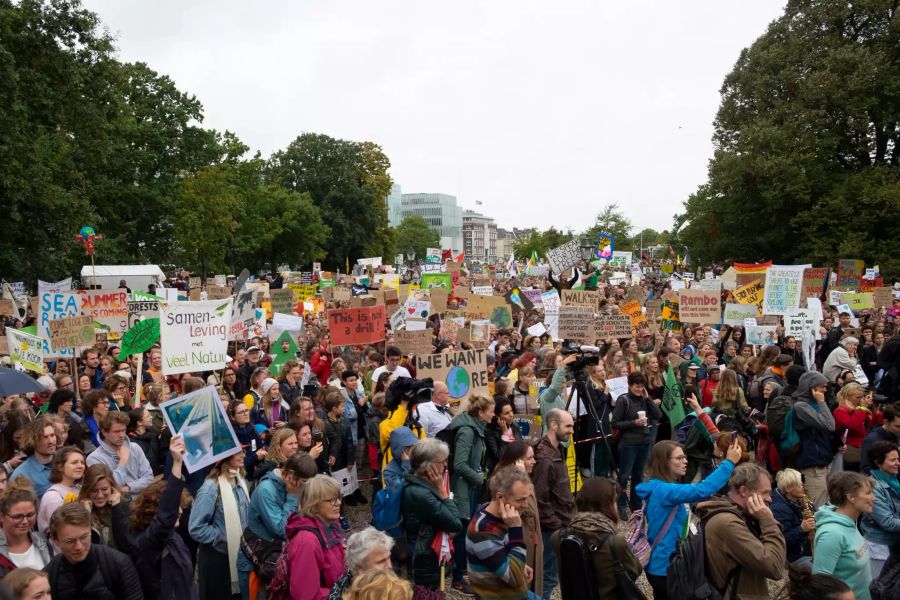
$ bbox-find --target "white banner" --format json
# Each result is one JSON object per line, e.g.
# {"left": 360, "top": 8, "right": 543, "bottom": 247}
{"left": 229, "top": 289, "right": 255, "bottom": 340}
{"left": 37, "top": 278, "right": 72, "bottom": 296}
{"left": 160, "top": 298, "right": 233, "bottom": 375}
{"left": 8, "top": 328, "right": 44, "bottom": 372}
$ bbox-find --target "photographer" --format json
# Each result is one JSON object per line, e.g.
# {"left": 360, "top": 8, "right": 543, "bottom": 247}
{"left": 378, "top": 378, "right": 430, "bottom": 466}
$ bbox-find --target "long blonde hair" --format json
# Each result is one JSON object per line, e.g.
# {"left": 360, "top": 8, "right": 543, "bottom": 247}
{"left": 837, "top": 382, "right": 865, "bottom": 409}
{"left": 713, "top": 369, "right": 742, "bottom": 415}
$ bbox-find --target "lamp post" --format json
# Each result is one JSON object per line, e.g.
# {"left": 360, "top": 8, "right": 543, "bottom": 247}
{"left": 579, "top": 237, "right": 595, "bottom": 263}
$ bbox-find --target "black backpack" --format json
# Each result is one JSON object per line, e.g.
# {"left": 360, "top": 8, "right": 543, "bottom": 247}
{"left": 557, "top": 529, "right": 647, "bottom": 600}
{"left": 435, "top": 424, "right": 474, "bottom": 472}
{"left": 667, "top": 508, "right": 742, "bottom": 600}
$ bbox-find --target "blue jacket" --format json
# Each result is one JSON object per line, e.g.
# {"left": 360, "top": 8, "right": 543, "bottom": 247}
{"left": 861, "top": 475, "right": 900, "bottom": 547}
{"left": 9, "top": 456, "right": 52, "bottom": 498}
{"left": 770, "top": 488, "right": 813, "bottom": 563}
{"left": 187, "top": 477, "right": 250, "bottom": 554}
{"left": 635, "top": 459, "right": 735, "bottom": 576}
{"left": 341, "top": 388, "right": 364, "bottom": 447}
{"left": 238, "top": 469, "right": 298, "bottom": 573}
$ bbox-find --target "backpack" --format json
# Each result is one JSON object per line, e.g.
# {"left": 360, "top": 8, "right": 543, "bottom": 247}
{"left": 764, "top": 394, "right": 793, "bottom": 451}
{"left": 666, "top": 508, "right": 742, "bottom": 600}
{"left": 623, "top": 496, "right": 678, "bottom": 568}
{"left": 435, "top": 424, "right": 474, "bottom": 471}
{"left": 267, "top": 526, "right": 327, "bottom": 600}
{"left": 779, "top": 406, "right": 801, "bottom": 459}
{"left": 240, "top": 527, "right": 284, "bottom": 582}
{"left": 371, "top": 476, "right": 405, "bottom": 536}
{"left": 559, "top": 529, "right": 648, "bottom": 600}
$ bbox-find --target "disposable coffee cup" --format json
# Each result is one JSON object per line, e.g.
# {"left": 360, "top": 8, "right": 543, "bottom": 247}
{"left": 637, "top": 411, "right": 646, "bottom": 420}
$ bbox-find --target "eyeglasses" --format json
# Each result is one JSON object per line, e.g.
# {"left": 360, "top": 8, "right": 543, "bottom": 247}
{"left": 323, "top": 497, "right": 342, "bottom": 506}
{"left": 5, "top": 511, "right": 36, "bottom": 521}
{"left": 59, "top": 532, "right": 91, "bottom": 547}
{"left": 235, "top": 409, "right": 250, "bottom": 415}
{"left": 671, "top": 455, "right": 689, "bottom": 462}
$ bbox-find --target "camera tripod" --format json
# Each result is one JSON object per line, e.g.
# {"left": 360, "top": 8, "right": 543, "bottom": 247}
{"left": 563, "top": 360, "right": 618, "bottom": 493}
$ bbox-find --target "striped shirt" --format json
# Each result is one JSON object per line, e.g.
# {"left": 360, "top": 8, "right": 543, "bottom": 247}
{"left": 465, "top": 506, "right": 528, "bottom": 600}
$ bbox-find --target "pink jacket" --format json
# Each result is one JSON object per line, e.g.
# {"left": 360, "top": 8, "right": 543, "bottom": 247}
{"left": 285, "top": 514, "right": 346, "bottom": 600}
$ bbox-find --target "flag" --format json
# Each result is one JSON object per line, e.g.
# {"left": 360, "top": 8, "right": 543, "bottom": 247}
{"left": 345, "top": 256, "right": 349, "bottom": 273}
{"left": 528, "top": 250, "right": 537, "bottom": 267}
{"left": 506, "top": 253, "right": 518, "bottom": 277}
{"left": 676, "top": 254, "right": 682, "bottom": 266}
{"left": 661, "top": 364, "right": 686, "bottom": 426}
{"left": 455, "top": 251, "right": 465, "bottom": 264}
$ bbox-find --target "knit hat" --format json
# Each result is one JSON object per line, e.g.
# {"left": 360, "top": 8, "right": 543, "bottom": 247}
{"left": 261, "top": 377, "right": 279, "bottom": 394}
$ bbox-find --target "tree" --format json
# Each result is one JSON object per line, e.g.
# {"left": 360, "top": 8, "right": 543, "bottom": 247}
{"left": 583, "top": 203, "right": 633, "bottom": 251}
{"left": 677, "top": 0, "right": 900, "bottom": 276}
{"left": 512, "top": 227, "right": 574, "bottom": 259}
{"left": 393, "top": 215, "right": 440, "bottom": 262}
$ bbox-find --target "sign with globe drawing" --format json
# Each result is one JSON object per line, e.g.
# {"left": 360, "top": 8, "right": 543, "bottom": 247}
{"left": 416, "top": 349, "right": 489, "bottom": 408}
{"left": 160, "top": 385, "right": 242, "bottom": 473}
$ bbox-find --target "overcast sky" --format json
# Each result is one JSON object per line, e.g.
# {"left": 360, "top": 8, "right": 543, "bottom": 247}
{"left": 83, "top": 0, "right": 785, "bottom": 235}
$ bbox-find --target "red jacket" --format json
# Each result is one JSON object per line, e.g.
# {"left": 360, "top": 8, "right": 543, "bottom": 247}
{"left": 284, "top": 514, "right": 346, "bottom": 600}
{"left": 833, "top": 405, "right": 872, "bottom": 448}
{"left": 310, "top": 350, "right": 332, "bottom": 386}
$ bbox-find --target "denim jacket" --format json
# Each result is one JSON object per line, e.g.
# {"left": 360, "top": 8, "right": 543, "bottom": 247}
{"left": 188, "top": 477, "right": 249, "bottom": 554}
{"left": 861, "top": 475, "right": 900, "bottom": 547}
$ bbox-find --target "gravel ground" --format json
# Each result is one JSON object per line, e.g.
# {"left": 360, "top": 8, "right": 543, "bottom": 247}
{"left": 345, "top": 477, "right": 787, "bottom": 599}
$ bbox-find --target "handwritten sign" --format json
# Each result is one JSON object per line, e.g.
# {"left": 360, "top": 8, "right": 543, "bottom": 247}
{"left": 48, "top": 315, "right": 95, "bottom": 351}
{"left": 206, "top": 286, "right": 231, "bottom": 300}
{"left": 39, "top": 292, "right": 82, "bottom": 358}
{"left": 472, "top": 286, "right": 494, "bottom": 296}
{"left": 733, "top": 278, "right": 764, "bottom": 311}
{"left": 395, "top": 329, "right": 434, "bottom": 356}
{"left": 558, "top": 306, "right": 596, "bottom": 342}
{"left": 844, "top": 292, "right": 874, "bottom": 311}
{"left": 836, "top": 259, "right": 864, "bottom": 289}
{"left": 546, "top": 240, "right": 580, "bottom": 275}
{"left": 785, "top": 310, "right": 818, "bottom": 339}
{"left": 561, "top": 289, "right": 599, "bottom": 308}
{"left": 159, "top": 299, "right": 234, "bottom": 375}
{"left": 595, "top": 233, "right": 615, "bottom": 260}
{"left": 762, "top": 265, "right": 805, "bottom": 315}
{"left": 287, "top": 283, "right": 318, "bottom": 300}
{"left": 596, "top": 314, "right": 633, "bottom": 338}
{"left": 8, "top": 328, "right": 43, "bottom": 372}
{"left": 678, "top": 290, "right": 721, "bottom": 324}
{"left": 745, "top": 325, "right": 778, "bottom": 346}
{"left": 619, "top": 300, "right": 646, "bottom": 331}
{"left": 416, "top": 349, "right": 489, "bottom": 406}
{"left": 874, "top": 287, "right": 893, "bottom": 308}
{"left": 327, "top": 305, "right": 387, "bottom": 346}
{"left": 723, "top": 303, "right": 758, "bottom": 326}
{"left": 470, "top": 320, "right": 491, "bottom": 343}
{"left": 801, "top": 268, "right": 829, "bottom": 300}
{"left": 269, "top": 288, "right": 295, "bottom": 315}
{"left": 79, "top": 289, "right": 128, "bottom": 340}
{"left": 661, "top": 298, "right": 682, "bottom": 333}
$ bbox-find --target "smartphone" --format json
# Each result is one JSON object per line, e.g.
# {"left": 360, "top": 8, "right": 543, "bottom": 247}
{"left": 730, "top": 431, "right": 738, "bottom": 443}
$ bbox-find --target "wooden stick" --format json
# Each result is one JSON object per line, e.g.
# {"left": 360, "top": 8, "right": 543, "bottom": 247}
{"left": 133, "top": 352, "right": 144, "bottom": 407}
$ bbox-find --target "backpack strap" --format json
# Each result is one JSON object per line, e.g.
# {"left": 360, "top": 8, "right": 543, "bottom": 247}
{"left": 295, "top": 525, "right": 330, "bottom": 588}
{"left": 648, "top": 503, "right": 679, "bottom": 553}
{"left": 700, "top": 508, "right": 744, "bottom": 598}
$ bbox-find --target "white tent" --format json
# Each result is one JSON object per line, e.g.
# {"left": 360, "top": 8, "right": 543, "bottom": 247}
{"left": 80, "top": 264, "right": 165, "bottom": 291}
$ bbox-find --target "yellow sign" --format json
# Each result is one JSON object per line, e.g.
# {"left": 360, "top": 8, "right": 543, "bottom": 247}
{"left": 733, "top": 278, "right": 764, "bottom": 313}
{"left": 287, "top": 283, "right": 318, "bottom": 300}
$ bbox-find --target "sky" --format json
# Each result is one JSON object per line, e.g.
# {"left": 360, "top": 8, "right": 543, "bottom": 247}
{"left": 82, "top": 0, "right": 786, "bottom": 235}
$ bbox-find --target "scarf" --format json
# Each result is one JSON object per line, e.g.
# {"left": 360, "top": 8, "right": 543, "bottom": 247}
{"left": 568, "top": 511, "right": 618, "bottom": 536}
{"left": 872, "top": 469, "right": 900, "bottom": 496}
{"left": 218, "top": 473, "right": 249, "bottom": 595}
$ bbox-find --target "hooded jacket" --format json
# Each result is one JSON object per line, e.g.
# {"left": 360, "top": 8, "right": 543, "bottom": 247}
{"left": 382, "top": 427, "right": 417, "bottom": 493}
{"left": 695, "top": 497, "right": 785, "bottom": 600}
{"left": 769, "top": 488, "right": 813, "bottom": 564}
{"left": 283, "top": 514, "right": 346, "bottom": 600}
{"left": 0, "top": 529, "right": 51, "bottom": 577}
{"left": 812, "top": 505, "right": 872, "bottom": 600}
{"left": 634, "top": 459, "right": 735, "bottom": 577}
{"left": 823, "top": 345, "right": 858, "bottom": 383}
{"left": 447, "top": 411, "right": 488, "bottom": 519}
{"left": 791, "top": 371, "right": 835, "bottom": 468}
{"left": 860, "top": 473, "right": 900, "bottom": 547}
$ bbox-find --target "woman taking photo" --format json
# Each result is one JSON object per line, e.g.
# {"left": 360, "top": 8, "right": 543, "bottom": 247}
{"left": 78, "top": 463, "right": 125, "bottom": 549}
{"left": 37, "top": 446, "right": 85, "bottom": 535}
{"left": 552, "top": 478, "right": 642, "bottom": 599}
{"left": 494, "top": 441, "right": 542, "bottom": 598}
{"left": 189, "top": 450, "right": 251, "bottom": 599}
{"left": 860, "top": 441, "right": 900, "bottom": 578}
{"left": 813, "top": 471, "right": 874, "bottom": 600}
{"left": 0, "top": 412, "right": 29, "bottom": 476}
{"left": 635, "top": 438, "right": 743, "bottom": 600}
{"left": 833, "top": 382, "right": 873, "bottom": 473}
{"left": 0, "top": 481, "right": 51, "bottom": 577}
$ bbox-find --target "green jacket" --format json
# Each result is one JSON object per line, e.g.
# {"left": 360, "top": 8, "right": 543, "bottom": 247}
{"left": 401, "top": 473, "right": 462, "bottom": 588}
{"left": 448, "top": 411, "right": 487, "bottom": 519}
{"left": 539, "top": 367, "right": 567, "bottom": 433}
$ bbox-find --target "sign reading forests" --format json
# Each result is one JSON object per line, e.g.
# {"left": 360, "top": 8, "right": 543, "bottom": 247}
{"left": 160, "top": 299, "right": 234, "bottom": 376}
{"left": 546, "top": 240, "right": 580, "bottom": 275}
{"left": 416, "top": 349, "right": 489, "bottom": 406}
{"left": 327, "top": 305, "right": 387, "bottom": 347}
{"left": 677, "top": 290, "right": 721, "bottom": 324}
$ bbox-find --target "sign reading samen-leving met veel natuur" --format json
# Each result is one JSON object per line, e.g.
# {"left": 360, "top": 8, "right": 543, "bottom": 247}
{"left": 159, "top": 298, "right": 234, "bottom": 375}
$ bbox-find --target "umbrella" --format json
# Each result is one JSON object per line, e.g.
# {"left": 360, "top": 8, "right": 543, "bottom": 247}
{"left": 0, "top": 367, "right": 45, "bottom": 396}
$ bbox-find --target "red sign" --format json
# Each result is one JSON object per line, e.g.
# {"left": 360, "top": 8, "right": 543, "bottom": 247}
{"left": 327, "top": 305, "right": 387, "bottom": 346}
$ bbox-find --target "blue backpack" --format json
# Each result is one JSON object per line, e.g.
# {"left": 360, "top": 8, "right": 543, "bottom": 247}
{"left": 372, "top": 477, "right": 405, "bottom": 537}
{"left": 780, "top": 406, "right": 801, "bottom": 458}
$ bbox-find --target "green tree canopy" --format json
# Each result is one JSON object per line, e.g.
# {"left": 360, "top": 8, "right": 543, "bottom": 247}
{"left": 393, "top": 215, "right": 440, "bottom": 262}
{"left": 678, "top": 0, "right": 900, "bottom": 276}
{"left": 512, "top": 227, "right": 574, "bottom": 260}
{"left": 583, "top": 203, "right": 634, "bottom": 251}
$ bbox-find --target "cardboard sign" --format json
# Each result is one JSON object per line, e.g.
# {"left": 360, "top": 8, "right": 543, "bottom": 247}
{"left": 874, "top": 287, "right": 893, "bottom": 308}
{"left": 619, "top": 300, "right": 646, "bottom": 331}
{"left": 79, "top": 289, "right": 128, "bottom": 340}
{"left": 332, "top": 286, "right": 352, "bottom": 304}
{"left": 558, "top": 306, "right": 596, "bottom": 342}
{"left": 470, "top": 320, "right": 491, "bottom": 343}
{"left": 440, "top": 320, "right": 460, "bottom": 343}
{"left": 596, "top": 314, "right": 633, "bottom": 338}
{"left": 546, "top": 240, "right": 580, "bottom": 275}
{"left": 472, "top": 286, "right": 494, "bottom": 296}
{"left": 159, "top": 386, "right": 241, "bottom": 474}
{"left": 561, "top": 289, "right": 599, "bottom": 308}
{"left": 269, "top": 288, "right": 295, "bottom": 315}
{"left": 429, "top": 287, "right": 449, "bottom": 314}
{"left": 844, "top": 292, "right": 874, "bottom": 311}
{"left": 645, "top": 299, "right": 663, "bottom": 319}
{"left": 39, "top": 292, "right": 82, "bottom": 358}
{"left": 762, "top": 265, "right": 805, "bottom": 315}
{"left": 801, "top": 268, "right": 829, "bottom": 300}
{"left": 159, "top": 298, "right": 234, "bottom": 375}
{"left": 327, "top": 305, "right": 387, "bottom": 346}
{"left": 745, "top": 325, "right": 778, "bottom": 346}
{"left": 206, "top": 286, "right": 231, "bottom": 300}
{"left": 836, "top": 259, "right": 864, "bottom": 289}
{"left": 416, "top": 349, "right": 489, "bottom": 406}
{"left": 723, "top": 303, "right": 758, "bottom": 326}
{"left": 733, "top": 278, "right": 764, "bottom": 310}
{"left": 48, "top": 315, "right": 95, "bottom": 351}
{"left": 678, "top": 290, "right": 721, "bottom": 325}
{"left": 0, "top": 298, "right": 14, "bottom": 315}
{"left": 395, "top": 329, "right": 434, "bottom": 356}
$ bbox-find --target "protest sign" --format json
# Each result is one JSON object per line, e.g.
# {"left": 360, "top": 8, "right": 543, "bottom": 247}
{"left": 733, "top": 261, "right": 772, "bottom": 288}
{"left": 7, "top": 328, "right": 43, "bottom": 372}
{"left": 874, "top": 287, "right": 893, "bottom": 308}
{"left": 596, "top": 314, "right": 633, "bottom": 338}
{"left": 429, "top": 287, "right": 448, "bottom": 313}
{"left": 801, "top": 268, "right": 829, "bottom": 300}
{"left": 405, "top": 297, "right": 431, "bottom": 320}
{"left": 546, "top": 240, "right": 580, "bottom": 275}
{"left": 214, "top": 275, "right": 227, "bottom": 287}
{"left": 645, "top": 299, "right": 663, "bottom": 319}
{"left": 159, "top": 299, "right": 233, "bottom": 375}
{"left": 37, "top": 278, "right": 72, "bottom": 296}
{"left": 785, "top": 310, "right": 818, "bottom": 340}
{"left": 836, "top": 259, "right": 864, "bottom": 289}
{"left": 558, "top": 306, "right": 596, "bottom": 342}
{"left": 228, "top": 289, "right": 257, "bottom": 340}
{"left": 540, "top": 289, "right": 561, "bottom": 312}
{"left": 48, "top": 315, "right": 95, "bottom": 351}
{"left": 395, "top": 329, "right": 434, "bottom": 356}
{"left": 206, "top": 286, "right": 230, "bottom": 300}
{"left": 127, "top": 296, "right": 160, "bottom": 329}
{"left": 117, "top": 318, "right": 160, "bottom": 361}
{"left": 332, "top": 286, "right": 352, "bottom": 304}
{"left": 723, "top": 303, "right": 757, "bottom": 326}
{"left": 331, "top": 467, "right": 359, "bottom": 498}
{"left": 425, "top": 248, "right": 441, "bottom": 264}
{"left": 357, "top": 256, "right": 382, "bottom": 268}
{"left": 762, "top": 265, "right": 805, "bottom": 315}
{"left": 79, "top": 289, "right": 128, "bottom": 340}
{"left": 512, "top": 416, "right": 542, "bottom": 444}
{"left": 0, "top": 337, "right": 6, "bottom": 355}
{"left": 561, "top": 289, "right": 599, "bottom": 308}
{"left": 526, "top": 322, "right": 547, "bottom": 337}
{"left": 405, "top": 318, "right": 427, "bottom": 331}
{"left": 468, "top": 320, "right": 489, "bottom": 343}
{"left": 269, "top": 312, "right": 303, "bottom": 345}
{"left": 619, "top": 300, "right": 646, "bottom": 331}
{"left": 733, "top": 278, "right": 764, "bottom": 311}
{"left": 287, "top": 283, "right": 317, "bottom": 300}
{"left": 661, "top": 298, "right": 682, "bottom": 333}
{"left": 606, "top": 376, "right": 629, "bottom": 403}
{"left": 693, "top": 279, "right": 722, "bottom": 292}
{"left": 416, "top": 349, "right": 489, "bottom": 406}
{"left": 523, "top": 289, "right": 543, "bottom": 309}
{"left": 595, "top": 233, "right": 614, "bottom": 259}
{"left": 505, "top": 286, "right": 534, "bottom": 313}
{"left": 0, "top": 298, "right": 13, "bottom": 316}
{"left": 327, "top": 305, "right": 387, "bottom": 347}
{"left": 746, "top": 325, "right": 778, "bottom": 345}
{"left": 472, "top": 286, "right": 493, "bottom": 296}
{"left": 440, "top": 320, "right": 460, "bottom": 343}
{"left": 389, "top": 308, "right": 405, "bottom": 331}
{"left": 608, "top": 250, "right": 631, "bottom": 268}
{"left": 489, "top": 304, "right": 513, "bottom": 329}
{"left": 844, "top": 292, "right": 874, "bottom": 311}
{"left": 269, "top": 288, "right": 295, "bottom": 315}
{"left": 39, "top": 292, "right": 82, "bottom": 358}
{"left": 678, "top": 290, "right": 721, "bottom": 324}
{"left": 160, "top": 385, "right": 241, "bottom": 473}
{"left": 421, "top": 273, "right": 452, "bottom": 289}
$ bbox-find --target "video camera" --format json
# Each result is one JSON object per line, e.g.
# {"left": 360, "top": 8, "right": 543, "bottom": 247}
{"left": 561, "top": 344, "right": 602, "bottom": 372}
{"left": 385, "top": 377, "right": 434, "bottom": 412}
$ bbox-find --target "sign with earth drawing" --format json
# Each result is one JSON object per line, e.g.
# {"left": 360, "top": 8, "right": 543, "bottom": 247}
{"left": 416, "top": 348, "right": 489, "bottom": 409}
{"left": 159, "top": 385, "right": 241, "bottom": 473}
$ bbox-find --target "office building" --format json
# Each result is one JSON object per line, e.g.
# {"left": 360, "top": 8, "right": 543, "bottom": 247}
{"left": 386, "top": 186, "right": 463, "bottom": 253}
{"left": 462, "top": 210, "right": 497, "bottom": 263}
